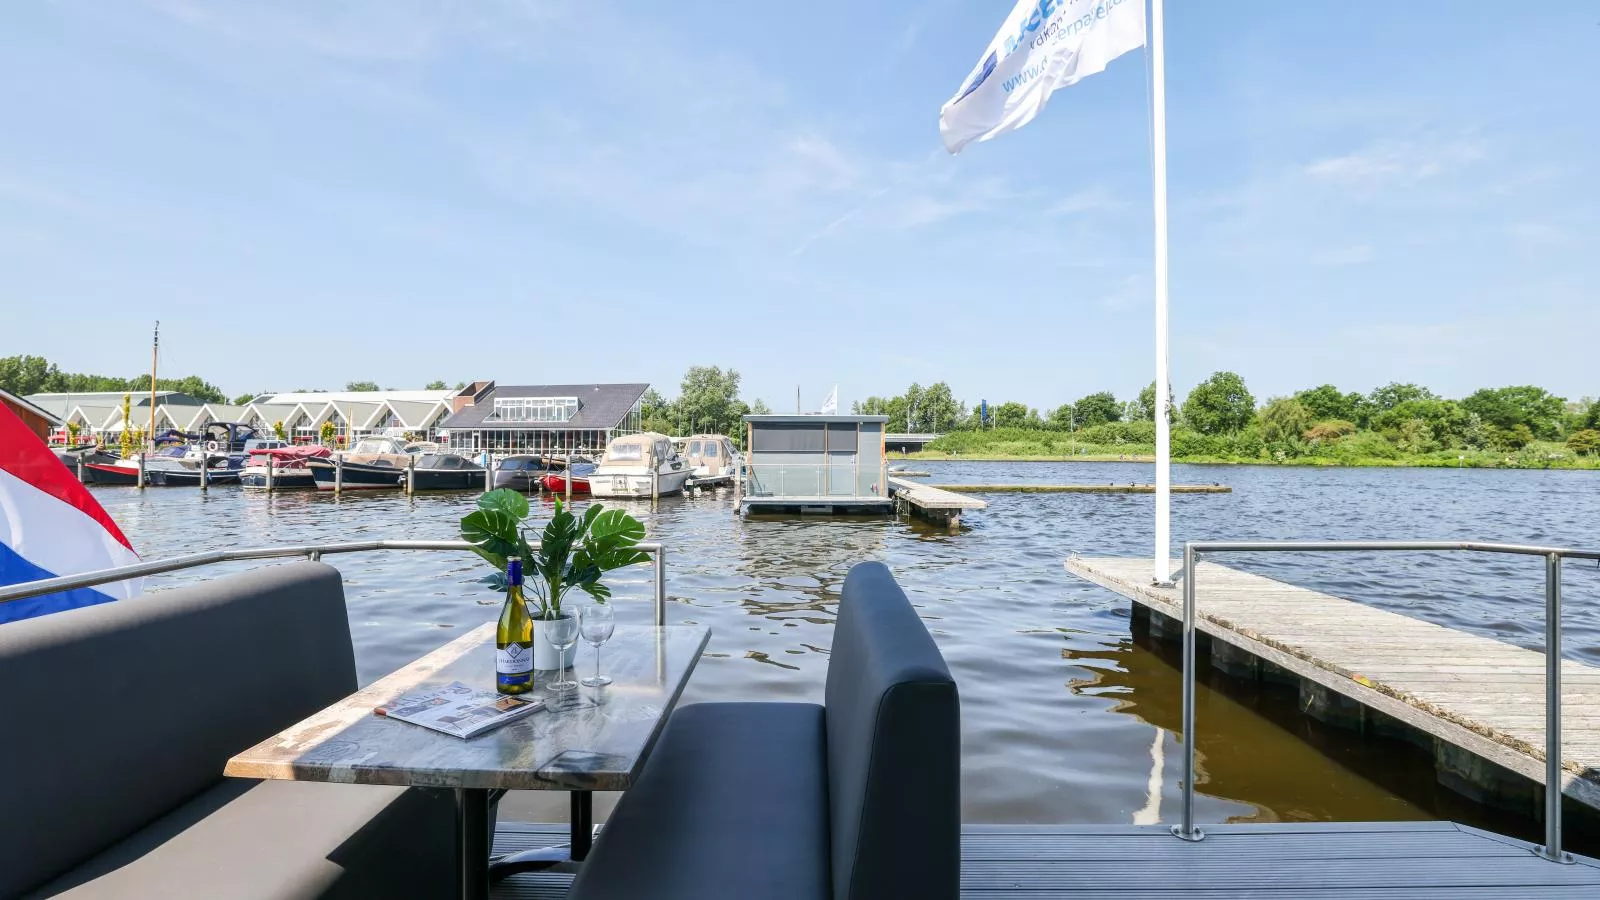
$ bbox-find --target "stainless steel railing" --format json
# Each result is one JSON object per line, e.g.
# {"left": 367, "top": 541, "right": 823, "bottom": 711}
{"left": 0, "top": 539, "right": 670, "bottom": 626}
{"left": 1170, "top": 540, "right": 1600, "bottom": 863}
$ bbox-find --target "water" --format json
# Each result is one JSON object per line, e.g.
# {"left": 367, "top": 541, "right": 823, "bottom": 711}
{"left": 89, "top": 462, "right": 1600, "bottom": 836}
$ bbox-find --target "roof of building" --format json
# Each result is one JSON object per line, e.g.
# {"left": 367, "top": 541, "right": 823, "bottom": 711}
{"left": 1, "top": 389, "right": 63, "bottom": 425}
{"left": 258, "top": 389, "right": 455, "bottom": 405}
{"left": 743, "top": 414, "right": 890, "bottom": 424}
{"left": 26, "top": 391, "right": 204, "bottom": 416}
{"left": 383, "top": 399, "right": 450, "bottom": 428}
{"left": 440, "top": 383, "right": 649, "bottom": 431}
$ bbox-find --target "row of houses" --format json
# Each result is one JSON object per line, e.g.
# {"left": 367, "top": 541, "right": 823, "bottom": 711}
{"left": 25, "top": 382, "right": 651, "bottom": 453}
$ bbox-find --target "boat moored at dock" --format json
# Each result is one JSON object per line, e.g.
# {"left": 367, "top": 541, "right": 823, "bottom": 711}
{"left": 307, "top": 436, "right": 414, "bottom": 491}
{"left": 240, "top": 445, "right": 331, "bottom": 489}
{"left": 406, "top": 453, "right": 487, "bottom": 491}
{"left": 586, "top": 432, "right": 691, "bottom": 499}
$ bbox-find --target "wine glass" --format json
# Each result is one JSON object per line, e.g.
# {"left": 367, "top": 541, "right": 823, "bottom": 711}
{"left": 580, "top": 603, "right": 616, "bottom": 687}
{"left": 543, "top": 611, "right": 580, "bottom": 692}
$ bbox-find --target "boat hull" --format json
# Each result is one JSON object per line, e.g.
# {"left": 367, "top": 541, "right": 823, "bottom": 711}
{"left": 588, "top": 468, "right": 694, "bottom": 499}
{"left": 83, "top": 463, "right": 142, "bottom": 486}
{"left": 408, "top": 469, "right": 488, "bottom": 491}
{"left": 308, "top": 462, "right": 405, "bottom": 491}
{"left": 148, "top": 468, "right": 241, "bottom": 486}
{"left": 539, "top": 472, "right": 591, "bottom": 495}
{"left": 240, "top": 468, "right": 317, "bottom": 489}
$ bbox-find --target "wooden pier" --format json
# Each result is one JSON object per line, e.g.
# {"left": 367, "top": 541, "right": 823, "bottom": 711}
{"left": 936, "top": 483, "right": 1230, "bottom": 494}
{"left": 1066, "top": 556, "right": 1600, "bottom": 818}
{"left": 490, "top": 821, "right": 1600, "bottom": 898}
{"left": 888, "top": 476, "right": 987, "bottom": 528}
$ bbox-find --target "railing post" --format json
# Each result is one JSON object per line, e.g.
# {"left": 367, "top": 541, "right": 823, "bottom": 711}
{"left": 1172, "top": 542, "right": 1204, "bottom": 842}
{"left": 1540, "top": 552, "right": 1570, "bottom": 863}
{"left": 653, "top": 546, "right": 666, "bottom": 627}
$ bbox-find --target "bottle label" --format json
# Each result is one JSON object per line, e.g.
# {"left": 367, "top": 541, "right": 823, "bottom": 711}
{"left": 496, "top": 644, "right": 533, "bottom": 686}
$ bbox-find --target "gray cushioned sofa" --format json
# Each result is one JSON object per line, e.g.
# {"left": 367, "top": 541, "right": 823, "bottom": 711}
{"left": 0, "top": 562, "right": 456, "bottom": 899}
{"left": 566, "top": 560, "right": 960, "bottom": 900}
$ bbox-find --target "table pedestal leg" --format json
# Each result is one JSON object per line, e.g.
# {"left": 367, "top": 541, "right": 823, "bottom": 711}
{"left": 456, "top": 788, "right": 491, "bottom": 900}
{"left": 487, "top": 790, "right": 593, "bottom": 881}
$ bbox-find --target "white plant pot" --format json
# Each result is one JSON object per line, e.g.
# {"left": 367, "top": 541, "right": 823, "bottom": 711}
{"left": 532, "top": 616, "right": 579, "bottom": 671}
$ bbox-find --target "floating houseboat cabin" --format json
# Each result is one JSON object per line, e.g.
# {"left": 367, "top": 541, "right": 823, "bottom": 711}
{"left": 741, "top": 414, "right": 889, "bottom": 515}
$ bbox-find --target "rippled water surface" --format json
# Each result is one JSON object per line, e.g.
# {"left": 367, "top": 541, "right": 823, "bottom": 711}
{"left": 91, "top": 461, "right": 1600, "bottom": 833}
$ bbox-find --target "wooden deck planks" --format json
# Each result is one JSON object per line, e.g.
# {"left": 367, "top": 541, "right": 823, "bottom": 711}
{"left": 489, "top": 822, "right": 1600, "bottom": 898}
{"left": 1065, "top": 556, "right": 1600, "bottom": 812}
{"left": 888, "top": 476, "right": 989, "bottom": 510}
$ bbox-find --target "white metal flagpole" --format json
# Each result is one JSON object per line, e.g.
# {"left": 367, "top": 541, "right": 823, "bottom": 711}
{"left": 1150, "top": 0, "right": 1173, "bottom": 585}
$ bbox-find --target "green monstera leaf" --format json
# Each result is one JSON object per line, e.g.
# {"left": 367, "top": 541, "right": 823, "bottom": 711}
{"left": 460, "top": 492, "right": 648, "bottom": 617}
{"left": 477, "top": 488, "right": 530, "bottom": 521}
{"left": 460, "top": 508, "right": 522, "bottom": 571}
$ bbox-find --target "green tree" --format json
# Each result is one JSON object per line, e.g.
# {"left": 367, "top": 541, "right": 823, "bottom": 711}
{"left": 1493, "top": 423, "right": 1534, "bottom": 451}
{"left": 675, "top": 366, "right": 743, "bottom": 435}
{"left": 424, "top": 380, "right": 449, "bottom": 390}
{"left": 1135, "top": 382, "right": 1157, "bottom": 421}
{"left": 1460, "top": 386, "right": 1567, "bottom": 439}
{"left": 1567, "top": 429, "right": 1600, "bottom": 456}
{"left": 1367, "top": 383, "right": 1439, "bottom": 415}
{"left": 319, "top": 421, "right": 337, "bottom": 445}
{"left": 1294, "top": 384, "right": 1365, "bottom": 424}
{"left": 118, "top": 394, "right": 134, "bottom": 457}
{"left": 1182, "top": 372, "right": 1256, "bottom": 435}
{"left": 751, "top": 398, "right": 772, "bottom": 415}
{"left": 993, "top": 402, "right": 1039, "bottom": 429}
{"left": 0, "top": 355, "right": 61, "bottom": 395}
{"left": 1047, "top": 403, "right": 1077, "bottom": 430}
{"left": 1258, "top": 397, "right": 1311, "bottom": 445}
{"left": 1304, "top": 420, "right": 1357, "bottom": 444}
{"left": 914, "top": 382, "right": 965, "bottom": 431}
{"left": 345, "top": 380, "right": 380, "bottom": 392}
{"left": 1072, "top": 391, "right": 1121, "bottom": 428}
{"left": 1371, "top": 399, "right": 1469, "bottom": 449}
{"left": 232, "top": 392, "right": 261, "bottom": 405}
{"left": 272, "top": 420, "right": 287, "bottom": 441}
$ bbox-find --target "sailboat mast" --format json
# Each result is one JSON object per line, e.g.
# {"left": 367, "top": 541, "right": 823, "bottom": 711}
{"left": 1150, "top": 0, "right": 1173, "bottom": 586}
{"left": 147, "top": 321, "right": 159, "bottom": 454}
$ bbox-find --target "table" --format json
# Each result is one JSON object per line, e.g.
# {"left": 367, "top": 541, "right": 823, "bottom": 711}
{"left": 226, "top": 624, "right": 711, "bottom": 900}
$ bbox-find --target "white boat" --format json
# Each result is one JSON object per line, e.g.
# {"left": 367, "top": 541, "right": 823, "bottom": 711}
{"left": 681, "top": 433, "right": 740, "bottom": 485}
{"left": 587, "top": 432, "right": 692, "bottom": 499}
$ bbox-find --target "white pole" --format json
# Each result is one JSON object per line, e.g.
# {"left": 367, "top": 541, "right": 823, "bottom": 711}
{"left": 1150, "top": 0, "right": 1173, "bottom": 585}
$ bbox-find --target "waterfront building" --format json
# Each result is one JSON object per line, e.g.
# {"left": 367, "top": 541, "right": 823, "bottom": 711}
{"left": 245, "top": 390, "right": 455, "bottom": 444}
{"left": 26, "top": 391, "right": 206, "bottom": 442}
{"left": 740, "top": 414, "right": 891, "bottom": 515}
{"left": 437, "top": 382, "right": 647, "bottom": 455}
{"left": 1, "top": 389, "right": 61, "bottom": 443}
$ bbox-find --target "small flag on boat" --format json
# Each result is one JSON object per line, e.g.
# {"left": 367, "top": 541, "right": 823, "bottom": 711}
{"left": 939, "top": 0, "right": 1146, "bottom": 154}
{"left": 820, "top": 386, "right": 839, "bottom": 416}
{"left": 0, "top": 404, "right": 141, "bottom": 624}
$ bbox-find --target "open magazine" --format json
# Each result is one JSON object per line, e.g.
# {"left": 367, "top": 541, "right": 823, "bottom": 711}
{"left": 375, "top": 681, "right": 545, "bottom": 739}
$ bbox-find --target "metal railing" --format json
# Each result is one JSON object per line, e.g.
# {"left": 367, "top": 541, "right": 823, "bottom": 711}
{"left": 1170, "top": 540, "right": 1600, "bottom": 863}
{"left": 0, "top": 539, "right": 669, "bottom": 626}
{"left": 744, "top": 463, "right": 883, "bottom": 501}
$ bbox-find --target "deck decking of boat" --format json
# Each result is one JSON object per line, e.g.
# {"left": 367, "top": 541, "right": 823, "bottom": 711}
{"left": 490, "top": 821, "right": 1600, "bottom": 898}
{"left": 1066, "top": 556, "right": 1600, "bottom": 812}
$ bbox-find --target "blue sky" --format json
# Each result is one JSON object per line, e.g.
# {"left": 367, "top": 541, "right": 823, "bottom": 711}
{"left": 2, "top": 1, "right": 1595, "bottom": 412}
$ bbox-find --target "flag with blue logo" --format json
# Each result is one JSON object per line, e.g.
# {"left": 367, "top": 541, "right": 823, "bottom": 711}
{"left": 940, "top": 0, "right": 1146, "bottom": 154}
{"left": 0, "top": 403, "right": 141, "bottom": 623}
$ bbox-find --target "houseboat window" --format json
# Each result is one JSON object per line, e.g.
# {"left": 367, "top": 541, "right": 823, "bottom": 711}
{"left": 487, "top": 396, "right": 579, "bottom": 423}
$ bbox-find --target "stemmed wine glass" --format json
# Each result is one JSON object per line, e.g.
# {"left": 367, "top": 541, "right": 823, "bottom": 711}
{"left": 580, "top": 603, "right": 616, "bottom": 687}
{"left": 543, "top": 611, "right": 580, "bottom": 692}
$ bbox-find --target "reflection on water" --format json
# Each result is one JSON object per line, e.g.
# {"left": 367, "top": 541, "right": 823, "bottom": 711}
{"left": 90, "top": 461, "right": 1600, "bottom": 830}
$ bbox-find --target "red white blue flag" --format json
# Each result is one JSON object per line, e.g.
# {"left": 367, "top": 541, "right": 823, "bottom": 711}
{"left": 0, "top": 404, "right": 141, "bottom": 623}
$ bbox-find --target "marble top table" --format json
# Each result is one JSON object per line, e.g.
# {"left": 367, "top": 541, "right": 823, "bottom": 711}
{"left": 226, "top": 623, "right": 711, "bottom": 900}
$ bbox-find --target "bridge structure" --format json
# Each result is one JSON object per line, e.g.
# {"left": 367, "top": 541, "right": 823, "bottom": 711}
{"left": 883, "top": 432, "right": 943, "bottom": 453}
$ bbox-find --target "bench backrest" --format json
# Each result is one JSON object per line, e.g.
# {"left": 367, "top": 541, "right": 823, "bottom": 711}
{"left": 0, "top": 562, "right": 357, "bottom": 897}
{"left": 824, "top": 562, "right": 959, "bottom": 900}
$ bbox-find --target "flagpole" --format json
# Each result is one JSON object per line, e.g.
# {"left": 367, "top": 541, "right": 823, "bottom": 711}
{"left": 1149, "top": 0, "right": 1173, "bottom": 585}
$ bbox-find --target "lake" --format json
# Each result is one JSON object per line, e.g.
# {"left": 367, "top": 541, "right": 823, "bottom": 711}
{"left": 89, "top": 460, "right": 1600, "bottom": 838}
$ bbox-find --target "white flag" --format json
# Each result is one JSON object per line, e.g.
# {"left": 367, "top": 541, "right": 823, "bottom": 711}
{"left": 819, "top": 386, "right": 838, "bottom": 415}
{"left": 940, "top": 0, "right": 1146, "bottom": 154}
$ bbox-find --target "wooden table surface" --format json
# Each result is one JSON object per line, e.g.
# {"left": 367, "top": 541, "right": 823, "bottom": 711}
{"left": 226, "top": 624, "right": 711, "bottom": 792}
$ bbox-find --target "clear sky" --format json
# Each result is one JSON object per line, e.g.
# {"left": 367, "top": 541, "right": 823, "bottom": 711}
{"left": 2, "top": 1, "right": 1595, "bottom": 412}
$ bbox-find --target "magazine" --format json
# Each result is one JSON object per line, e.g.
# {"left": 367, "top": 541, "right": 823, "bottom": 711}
{"left": 375, "top": 681, "right": 545, "bottom": 739}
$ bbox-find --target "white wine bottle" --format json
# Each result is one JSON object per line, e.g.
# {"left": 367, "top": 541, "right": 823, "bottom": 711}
{"left": 496, "top": 557, "right": 534, "bottom": 694}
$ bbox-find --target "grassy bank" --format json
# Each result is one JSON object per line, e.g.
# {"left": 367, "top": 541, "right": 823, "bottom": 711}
{"left": 904, "top": 428, "right": 1600, "bottom": 470}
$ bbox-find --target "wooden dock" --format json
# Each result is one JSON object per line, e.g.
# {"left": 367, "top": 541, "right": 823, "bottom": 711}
{"left": 491, "top": 821, "right": 1600, "bottom": 898}
{"left": 936, "top": 483, "right": 1230, "bottom": 494}
{"left": 888, "top": 476, "right": 987, "bottom": 528}
{"left": 1066, "top": 556, "right": 1600, "bottom": 817}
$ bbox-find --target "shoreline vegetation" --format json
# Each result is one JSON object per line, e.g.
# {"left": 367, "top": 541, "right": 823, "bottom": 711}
{"left": 898, "top": 440, "right": 1600, "bottom": 470}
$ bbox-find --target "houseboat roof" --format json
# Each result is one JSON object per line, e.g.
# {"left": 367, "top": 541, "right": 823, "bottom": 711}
{"left": 743, "top": 414, "right": 889, "bottom": 424}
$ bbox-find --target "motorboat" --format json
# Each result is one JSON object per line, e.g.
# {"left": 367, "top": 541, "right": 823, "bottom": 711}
{"left": 307, "top": 436, "right": 414, "bottom": 491}
{"left": 586, "top": 432, "right": 692, "bottom": 499}
{"left": 681, "top": 434, "right": 740, "bottom": 484}
{"left": 539, "top": 462, "right": 595, "bottom": 495}
{"left": 88, "top": 445, "right": 242, "bottom": 487}
{"left": 407, "top": 453, "right": 487, "bottom": 491}
{"left": 493, "top": 455, "right": 548, "bottom": 490}
{"left": 54, "top": 446, "right": 121, "bottom": 483}
{"left": 240, "top": 445, "right": 331, "bottom": 489}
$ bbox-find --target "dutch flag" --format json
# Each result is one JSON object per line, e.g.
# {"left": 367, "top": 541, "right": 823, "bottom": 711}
{"left": 0, "top": 403, "right": 141, "bottom": 624}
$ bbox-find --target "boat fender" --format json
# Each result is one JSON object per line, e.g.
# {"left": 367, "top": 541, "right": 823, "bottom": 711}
{"left": 206, "top": 441, "right": 221, "bottom": 452}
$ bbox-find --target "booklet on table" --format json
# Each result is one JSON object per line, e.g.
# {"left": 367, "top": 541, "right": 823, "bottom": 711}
{"left": 375, "top": 681, "right": 544, "bottom": 739}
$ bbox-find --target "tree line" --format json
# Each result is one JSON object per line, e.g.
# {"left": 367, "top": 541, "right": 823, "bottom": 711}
{"left": 854, "top": 374, "right": 1600, "bottom": 459}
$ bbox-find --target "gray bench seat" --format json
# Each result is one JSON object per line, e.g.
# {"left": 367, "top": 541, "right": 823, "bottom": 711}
{"left": 568, "top": 561, "right": 959, "bottom": 900}
{"left": 1, "top": 562, "right": 455, "bottom": 899}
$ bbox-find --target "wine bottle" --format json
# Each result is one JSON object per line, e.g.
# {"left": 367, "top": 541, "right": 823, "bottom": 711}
{"left": 496, "top": 556, "right": 534, "bottom": 694}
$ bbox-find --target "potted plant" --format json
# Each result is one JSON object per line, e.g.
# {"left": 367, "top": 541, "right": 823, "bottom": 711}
{"left": 461, "top": 489, "right": 649, "bottom": 670}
